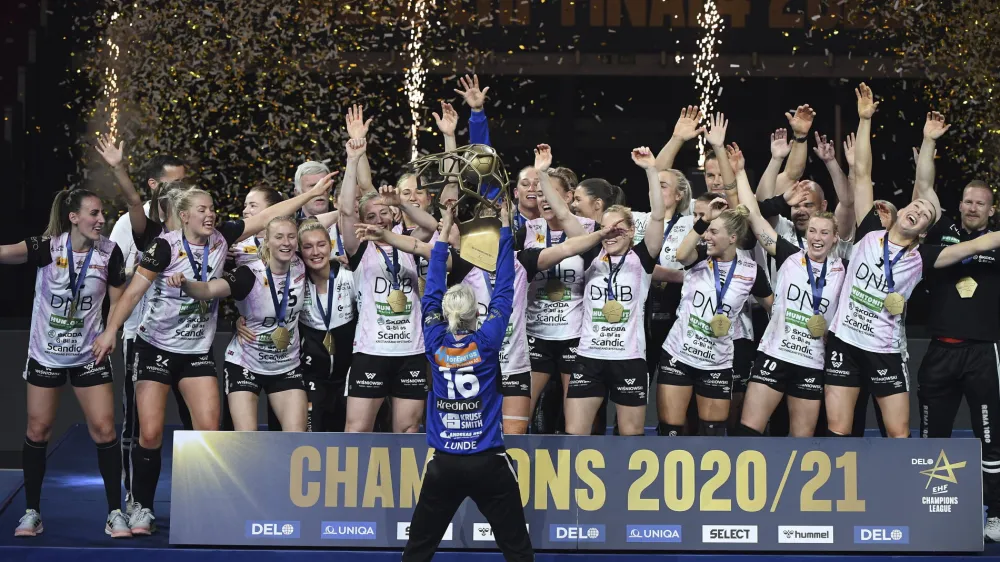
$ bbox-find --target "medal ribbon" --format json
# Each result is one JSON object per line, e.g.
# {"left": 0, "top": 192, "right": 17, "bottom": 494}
{"left": 712, "top": 257, "right": 737, "bottom": 315}
{"left": 605, "top": 253, "right": 628, "bottom": 301}
{"left": 266, "top": 266, "right": 291, "bottom": 328}
{"left": 314, "top": 272, "right": 335, "bottom": 331}
{"left": 545, "top": 225, "right": 566, "bottom": 277}
{"left": 962, "top": 229, "right": 988, "bottom": 265}
{"left": 376, "top": 245, "right": 401, "bottom": 290}
{"left": 881, "top": 236, "right": 907, "bottom": 293}
{"left": 182, "top": 236, "right": 212, "bottom": 311}
{"left": 481, "top": 269, "right": 495, "bottom": 301}
{"left": 66, "top": 242, "right": 93, "bottom": 312}
{"left": 804, "top": 255, "right": 827, "bottom": 316}
{"left": 655, "top": 214, "right": 682, "bottom": 265}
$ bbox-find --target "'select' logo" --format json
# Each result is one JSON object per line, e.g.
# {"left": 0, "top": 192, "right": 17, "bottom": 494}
{"left": 245, "top": 521, "right": 300, "bottom": 539}
{"left": 549, "top": 524, "right": 606, "bottom": 542}
{"left": 854, "top": 526, "right": 909, "bottom": 544}
{"left": 397, "top": 522, "right": 452, "bottom": 541}
{"left": 626, "top": 525, "right": 682, "bottom": 543}
{"left": 701, "top": 525, "right": 758, "bottom": 543}
{"left": 321, "top": 521, "right": 376, "bottom": 540}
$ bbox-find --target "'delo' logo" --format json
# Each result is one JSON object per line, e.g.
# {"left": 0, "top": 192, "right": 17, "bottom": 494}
{"left": 549, "top": 524, "right": 605, "bottom": 542}
{"left": 245, "top": 521, "right": 300, "bottom": 539}
{"left": 854, "top": 526, "right": 909, "bottom": 544}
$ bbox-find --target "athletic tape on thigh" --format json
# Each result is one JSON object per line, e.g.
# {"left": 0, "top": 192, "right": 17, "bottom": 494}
{"left": 502, "top": 415, "right": 530, "bottom": 421}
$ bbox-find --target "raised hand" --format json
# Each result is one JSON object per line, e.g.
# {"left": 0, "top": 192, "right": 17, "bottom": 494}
{"left": 813, "top": 132, "right": 836, "bottom": 162}
{"left": 725, "top": 143, "right": 745, "bottom": 172}
{"left": 96, "top": 133, "right": 125, "bottom": 168}
{"left": 703, "top": 112, "right": 728, "bottom": 147}
{"left": 923, "top": 111, "right": 951, "bottom": 140}
{"left": 672, "top": 105, "right": 706, "bottom": 141}
{"left": 379, "top": 184, "right": 402, "bottom": 207}
{"left": 307, "top": 171, "right": 338, "bottom": 198}
{"left": 631, "top": 146, "right": 656, "bottom": 169}
{"left": 454, "top": 74, "right": 489, "bottom": 111}
{"left": 705, "top": 197, "right": 729, "bottom": 222}
{"left": 770, "top": 128, "right": 791, "bottom": 159}
{"left": 784, "top": 181, "right": 812, "bottom": 207}
{"left": 355, "top": 223, "right": 385, "bottom": 242}
{"left": 855, "top": 83, "right": 879, "bottom": 120}
{"left": 346, "top": 137, "right": 367, "bottom": 161}
{"left": 439, "top": 202, "right": 456, "bottom": 238}
{"left": 346, "top": 104, "right": 372, "bottom": 140}
{"left": 785, "top": 104, "right": 816, "bottom": 137}
{"left": 166, "top": 272, "right": 186, "bottom": 288}
{"left": 843, "top": 132, "right": 857, "bottom": 167}
{"left": 534, "top": 144, "right": 553, "bottom": 172}
{"left": 432, "top": 101, "right": 458, "bottom": 137}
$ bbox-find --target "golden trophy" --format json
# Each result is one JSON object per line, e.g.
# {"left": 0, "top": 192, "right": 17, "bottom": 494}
{"left": 403, "top": 144, "right": 511, "bottom": 272}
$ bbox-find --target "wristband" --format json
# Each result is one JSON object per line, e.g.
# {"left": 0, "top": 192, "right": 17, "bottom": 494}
{"left": 693, "top": 219, "right": 709, "bottom": 235}
{"left": 793, "top": 135, "right": 808, "bottom": 144}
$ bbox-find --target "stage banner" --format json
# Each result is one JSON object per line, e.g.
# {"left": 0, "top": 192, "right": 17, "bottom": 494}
{"left": 169, "top": 433, "right": 982, "bottom": 552}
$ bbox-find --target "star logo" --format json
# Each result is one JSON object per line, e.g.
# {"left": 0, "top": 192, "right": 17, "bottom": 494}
{"left": 920, "top": 450, "right": 967, "bottom": 489}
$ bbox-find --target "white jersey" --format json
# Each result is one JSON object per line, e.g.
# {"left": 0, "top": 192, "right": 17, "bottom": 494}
{"left": 224, "top": 258, "right": 306, "bottom": 374}
{"left": 663, "top": 251, "right": 769, "bottom": 370}
{"left": 231, "top": 235, "right": 262, "bottom": 268}
{"left": 644, "top": 213, "right": 695, "bottom": 323}
{"left": 349, "top": 240, "right": 424, "bottom": 356}
{"left": 326, "top": 222, "right": 356, "bottom": 318}
{"left": 300, "top": 269, "right": 356, "bottom": 331}
{"left": 760, "top": 215, "right": 853, "bottom": 285}
{"left": 26, "top": 234, "right": 125, "bottom": 368}
{"left": 459, "top": 257, "right": 531, "bottom": 375}
{"left": 137, "top": 223, "right": 244, "bottom": 354}
{"left": 577, "top": 245, "right": 655, "bottom": 360}
{"left": 107, "top": 201, "right": 152, "bottom": 340}
{"left": 733, "top": 248, "right": 756, "bottom": 342}
{"left": 522, "top": 216, "right": 596, "bottom": 340}
{"left": 831, "top": 211, "right": 939, "bottom": 354}
{"left": 759, "top": 240, "right": 848, "bottom": 369}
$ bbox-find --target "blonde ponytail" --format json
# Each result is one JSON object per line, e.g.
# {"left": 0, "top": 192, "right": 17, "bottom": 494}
{"left": 442, "top": 284, "right": 478, "bottom": 334}
{"left": 718, "top": 205, "right": 750, "bottom": 242}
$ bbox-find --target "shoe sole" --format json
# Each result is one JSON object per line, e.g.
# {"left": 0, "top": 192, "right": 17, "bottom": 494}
{"left": 131, "top": 526, "right": 154, "bottom": 536}
{"left": 106, "top": 527, "right": 133, "bottom": 538}
{"left": 14, "top": 525, "right": 43, "bottom": 537}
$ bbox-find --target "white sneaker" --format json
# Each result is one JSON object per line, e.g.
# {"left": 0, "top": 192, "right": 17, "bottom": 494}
{"left": 125, "top": 492, "right": 136, "bottom": 516}
{"left": 105, "top": 509, "right": 132, "bottom": 538}
{"left": 14, "top": 509, "right": 43, "bottom": 537}
{"left": 128, "top": 504, "right": 155, "bottom": 536}
{"left": 985, "top": 516, "right": 1000, "bottom": 542}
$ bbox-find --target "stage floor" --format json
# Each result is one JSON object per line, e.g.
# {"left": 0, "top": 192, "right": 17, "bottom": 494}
{"left": 0, "top": 425, "right": 997, "bottom": 562}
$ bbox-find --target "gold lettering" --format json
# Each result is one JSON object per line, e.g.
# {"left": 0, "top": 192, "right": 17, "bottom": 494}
{"left": 649, "top": 0, "right": 685, "bottom": 27}
{"left": 574, "top": 449, "right": 606, "bottom": 511}
{"left": 769, "top": 0, "right": 800, "bottom": 28}
{"left": 362, "top": 447, "right": 394, "bottom": 508}
{"left": 627, "top": 449, "right": 659, "bottom": 511}
{"left": 534, "top": 449, "right": 570, "bottom": 510}
{"left": 289, "top": 446, "right": 321, "bottom": 508}
{"left": 508, "top": 448, "right": 531, "bottom": 507}
{"left": 717, "top": 0, "right": 751, "bottom": 28}
{"left": 324, "top": 446, "right": 359, "bottom": 508}
{"left": 607, "top": 0, "right": 647, "bottom": 27}
{"left": 399, "top": 447, "right": 434, "bottom": 508}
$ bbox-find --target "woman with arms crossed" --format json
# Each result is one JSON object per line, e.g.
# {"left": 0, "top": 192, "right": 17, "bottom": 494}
{"left": 91, "top": 177, "right": 334, "bottom": 535}
{"left": 1, "top": 190, "right": 131, "bottom": 537}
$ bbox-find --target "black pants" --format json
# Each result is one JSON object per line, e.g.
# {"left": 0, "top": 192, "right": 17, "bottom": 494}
{"left": 918, "top": 339, "right": 1000, "bottom": 515}
{"left": 402, "top": 449, "right": 533, "bottom": 562}
{"left": 121, "top": 338, "right": 194, "bottom": 496}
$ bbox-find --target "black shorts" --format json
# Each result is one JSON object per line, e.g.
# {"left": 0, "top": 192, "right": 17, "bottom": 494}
{"left": 348, "top": 353, "right": 427, "bottom": 399}
{"left": 732, "top": 338, "right": 757, "bottom": 394}
{"left": 133, "top": 337, "right": 217, "bottom": 385}
{"left": 300, "top": 322, "right": 354, "bottom": 383}
{"left": 824, "top": 333, "right": 909, "bottom": 397}
{"left": 567, "top": 356, "right": 648, "bottom": 407}
{"left": 499, "top": 371, "right": 530, "bottom": 397}
{"left": 750, "top": 352, "right": 824, "bottom": 400}
{"left": 224, "top": 361, "right": 305, "bottom": 396}
{"left": 23, "top": 357, "right": 113, "bottom": 388}
{"left": 527, "top": 336, "right": 578, "bottom": 375}
{"left": 656, "top": 349, "right": 734, "bottom": 400}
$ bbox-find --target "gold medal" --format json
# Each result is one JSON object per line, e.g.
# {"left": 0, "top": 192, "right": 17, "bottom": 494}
{"left": 199, "top": 301, "right": 210, "bottom": 315}
{"left": 883, "top": 292, "right": 906, "bottom": 316}
{"left": 709, "top": 313, "right": 731, "bottom": 338}
{"left": 806, "top": 314, "right": 828, "bottom": 338}
{"left": 68, "top": 299, "right": 78, "bottom": 318}
{"left": 417, "top": 276, "right": 426, "bottom": 298}
{"left": 545, "top": 278, "right": 564, "bottom": 302}
{"left": 323, "top": 332, "right": 335, "bottom": 354}
{"left": 956, "top": 276, "right": 978, "bottom": 299}
{"left": 387, "top": 289, "right": 408, "bottom": 313}
{"left": 602, "top": 300, "right": 624, "bottom": 324}
{"left": 271, "top": 326, "right": 291, "bottom": 351}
